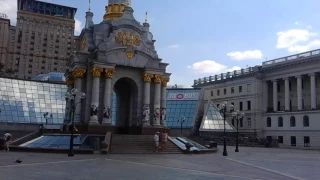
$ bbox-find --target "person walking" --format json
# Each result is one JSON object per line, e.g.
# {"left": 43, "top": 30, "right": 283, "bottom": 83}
{"left": 154, "top": 132, "right": 160, "bottom": 153}
{"left": 163, "top": 130, "right": 168, "bottom": 149}
{"left": 4, "top": 132, "right": 12, "bottom": 151}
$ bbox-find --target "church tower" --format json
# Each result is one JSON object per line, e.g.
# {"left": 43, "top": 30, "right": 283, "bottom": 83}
{"left": 103, "top": 0, "right": 131, "bottom": 20}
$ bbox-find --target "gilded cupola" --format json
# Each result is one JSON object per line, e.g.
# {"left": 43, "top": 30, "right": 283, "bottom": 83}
{"left": 103, "top": 0, "right": 131, "bottom": 21}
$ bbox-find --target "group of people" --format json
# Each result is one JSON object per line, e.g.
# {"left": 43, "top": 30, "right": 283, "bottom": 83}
{"left": 153, "top": 130, "right": 168, "bottom": 153}
{"left": 0, "top": 133, "right": 12, "bottom": 151}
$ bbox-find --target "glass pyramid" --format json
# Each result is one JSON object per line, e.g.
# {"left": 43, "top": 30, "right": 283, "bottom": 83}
{"left": 199, "top": 100, "right": 235, "bottom": 132}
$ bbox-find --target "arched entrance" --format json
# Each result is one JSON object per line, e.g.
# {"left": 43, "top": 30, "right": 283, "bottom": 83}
{"left": 114, "top": 77, "right": 138, "bottom": 134}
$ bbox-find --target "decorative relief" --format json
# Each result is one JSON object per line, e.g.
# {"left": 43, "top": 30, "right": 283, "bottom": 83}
{"left": 115, "top": 31, "right": 141, "bottom": 47}
{"left": 72, "top": 69, "right": 86, "bottom": 78}
{"left": 80, "top": 36, "right": 87, "bottom": 50}
{"left": 143, "top": 73, "right": 153, "bottom": 82}
{"left": 160, "top": 108, "right": 166, "bottom": 125}
{"left": 102, "top": 106, "right": 112, "bottom": 124}
{"left": 142, "top": 104, "right": 150, "bottom": 124}
{"left": 153, "top": 75, "right": 162, "bottom": 84}
{"left": 66, "top": 77, "right": 74, "bottom": 86}
{"left": 105, "top": 69, "right": 116, "bottom": 79}
{"left": 126, "top": 50, "right": 135, "bottom": 59}
{"left": 91, "top": 67, "right": 103, "bottom": 77}
{"left": 161, "top": 77, "right": 169, "bottom": 86}
{"left": 91, "top": 104, "right": 99, "bottom": 116}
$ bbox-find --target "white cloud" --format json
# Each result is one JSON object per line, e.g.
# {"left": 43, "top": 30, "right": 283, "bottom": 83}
{"left": 276, "top": 29, "right": 316, "bottom": 49}
{"left": 276, "top": 29, "right": 320, "bottom": 53}
{"left": 0, "top": 0, "right": 17, "bottom": 24}
{"left": 227, "top": 50, "right": 263, "bottom": 61}
{"left": 226, "top": 66, "right": 241, "bottom": 72}
{"left": 295, "top": 22, "right": 299, "bottom": 25}
{"left": 187, "top": 60, "right": 241, "bottom": 74}
{"left": 74, "top": 18, "right": 83, "bottom": 35}
{"left": 168, "top": 44, "right": 180, "bottom": 49}
{"left": 307, "top": 25, "right": 312, "bottom": 29}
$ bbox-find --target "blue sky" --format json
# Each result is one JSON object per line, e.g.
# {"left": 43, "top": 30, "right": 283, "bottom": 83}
{"left": 2, "top": 0, "right": 320, "bottom": 87}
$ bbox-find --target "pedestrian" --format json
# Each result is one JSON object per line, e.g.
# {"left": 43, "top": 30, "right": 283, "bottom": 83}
{"left": 4, "top": 132, "right": 12, "bottom": 151}
{"left": 159, "top": 130, "right": 163, "bottom": 150}
{"left": 154, "top": 132, "right": 160, "bottom": 153}
{"left": 163, "top": 130, "right": 168, "bottom": 149}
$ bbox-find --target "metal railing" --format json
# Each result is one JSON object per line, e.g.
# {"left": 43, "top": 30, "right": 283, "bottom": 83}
{"left": 193, "top": 66, "right": 260, "bottom": 86}
{"left": 262, "top": 49, "right": 320, "bottom": 66}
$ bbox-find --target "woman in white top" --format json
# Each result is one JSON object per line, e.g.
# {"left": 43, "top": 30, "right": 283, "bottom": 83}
{"left": 154, "top": 132, "right": 160, "bottom": 153}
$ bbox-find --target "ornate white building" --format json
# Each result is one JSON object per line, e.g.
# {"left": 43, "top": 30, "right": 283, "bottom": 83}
{"left": 194, "top": 49, "right": 320, "bottom": 149}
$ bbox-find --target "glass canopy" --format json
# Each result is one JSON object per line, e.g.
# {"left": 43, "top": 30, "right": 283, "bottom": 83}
{"left": 199, "top": 100, "right": 235, "bottom": 132}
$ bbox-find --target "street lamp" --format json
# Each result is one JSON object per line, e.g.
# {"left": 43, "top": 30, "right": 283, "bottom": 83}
{"left": 65, "top": 88, "right": 86, "bottom": 157}
{"left": 232, "top": 110, "right": 245, "bottom": 152}
{"left": 218, "top": 101, "right": 234, "bottom": 156}
{"left": 177, "top": 115, "right": 185, "bottom": 135}
{"left": 43, "top": 112, "right": 53, "bottom": 127}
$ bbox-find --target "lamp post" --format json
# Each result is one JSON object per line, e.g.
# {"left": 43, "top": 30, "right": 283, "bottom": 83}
{"left": 218, "top": 101, "right": 234, "bottom": 156}
{"left": 43, "top": 112, "right": 53, "bottom": 127}
{"left": 232, "top": 110, "right": 244, "bottom": 152}
{"left": 177, "top": 115, "right": 185, "bottom": 135}
{"left": 65, "top": 88, "right": 86, "bottom": 157}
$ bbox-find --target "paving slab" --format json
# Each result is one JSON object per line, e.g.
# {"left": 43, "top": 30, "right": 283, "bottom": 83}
{"left": 0, "top": 146, "right": 318, "bottom": 180}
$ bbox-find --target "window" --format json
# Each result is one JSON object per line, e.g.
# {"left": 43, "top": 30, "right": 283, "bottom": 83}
{"left": 240, "top": 102, "right": 243, "bottom": 111}
{"left": 247, "top": 101, "right": 251, "bottom": 110}
{"left": 278, "top": 117, "right": 283, "bottom": 127}
{"left": 302, "top": 99, "right": 304, "bottom": 109}
{"left": 210, "top": 91, "right": 213, "bottom": 97}
{"left": 247, "top": 118, "right": 251, "bottom": 127}
{"left": 232, "top": 118, "right": 235, "bottom": 126}
{"left": 217, "top": 90, "right": 220, "bottom": 96}
{"left": 231, "top": 87, "right": 234, "bottom": 94}
{"left": 278, "top": 101, "right": 280, "bottom": 111}
{"left": 289, "top": 81, "right": 292, "bottom": 91}
{"left": 216, "top": 104, "right": 220, "bottom": 108}
{"left": 224, "top": 88, "right": 226, "bottom": 95}
{"left": 239, "top": 86, "right": 242, "bottom": 93}
{"left": 290, "top": 116, "right": 296, "bottom": 127}
{"left": 240, "top": 118, "right": 243, "bottom": 127}
{"left": 302, "top": 79, "right": 304, "bottom": 89}
{"left": 291, "top": 136, "right": 296, "bottom": 146}
{"left": 267, "top": 117, "right": 271, "bottom": 127}
{"left": 278, "top": 136, "right": 283, "bottom": 143}
{"left": 303, "top": 115, "right": 309, "bottom": 127}
{"left": 304, "top": 136, "right": 310, "bottom": 147}
{"left": 231, "top": 102, "right": 234, "bottom": 106}
{"left": 277, "top": 82, "right": 280, "bottom": 92}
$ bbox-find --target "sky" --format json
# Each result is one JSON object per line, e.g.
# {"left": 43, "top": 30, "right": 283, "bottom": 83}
{"left": 2, "top": 0, "right": 320, "bottom": 87}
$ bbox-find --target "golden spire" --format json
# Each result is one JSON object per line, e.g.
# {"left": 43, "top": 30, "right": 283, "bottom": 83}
{"left": 103, "top": 0, "right": 131, "bottom": 21}
{"left": 89, "top": 0, "right": 91, "bottom": 11}
{"left": 145, "top": 11, "right": 148, "bottom": 23}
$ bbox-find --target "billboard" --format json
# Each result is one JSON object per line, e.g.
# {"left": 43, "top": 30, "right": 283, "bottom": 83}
{"left": 167, "top": 93, "right": 199, "bottom": 101}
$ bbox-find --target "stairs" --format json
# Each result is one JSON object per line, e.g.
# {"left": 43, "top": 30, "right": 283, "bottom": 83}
{"left": 110, "top": 134, "right": 183, "bottom": 154}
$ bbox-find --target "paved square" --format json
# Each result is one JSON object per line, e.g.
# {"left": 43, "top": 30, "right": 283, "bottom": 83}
{"left": 0, "top": 146, "right": 318, "bottom": 180}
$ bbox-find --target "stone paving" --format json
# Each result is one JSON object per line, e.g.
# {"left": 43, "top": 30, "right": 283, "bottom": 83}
{"left": 0, "top": 146, "right": 318, "bottom": 180}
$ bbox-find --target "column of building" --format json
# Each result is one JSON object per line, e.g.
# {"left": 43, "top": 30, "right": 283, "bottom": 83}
{"left": 153, "top": 75, "right": 162, "bottom": 126}
{"left": 142, "top": 73, "right": 153, "bottom": 126}
{"left": 65, "top": 77, "right": 74, "bottom": 124}
{"left": 272, "top": 80, "right": 278, "bottom": 112}
{"left": 160, "top": 77, "right": 169, "bottom": 126}
{"left": 102, "top": 68, "right": 116, "bottom": 125}
{"left": 72, "top": 69, "right": 86, "bottom": 124}
{"left": 263, "top": 81, "right": 268, "bottom": 112}
{"left": 296, "top": 75, "right": 303, "bottom": 110}
{"left": 284, "top": 77, "right": 290, "bottom": 111}
{"left": 309, "top": 73, "right": 317, "bottom": 110}
{"left": 89, "top": 67, "right": 103, "bottom": 124}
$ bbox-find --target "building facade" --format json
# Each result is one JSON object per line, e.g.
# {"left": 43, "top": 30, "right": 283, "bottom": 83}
{"left": 65, "top": 0, "right": 171, "bottom": 134}
{"left": 194, "top": 49, "right": 320, "bottom": 149}
{"left": 0, "top": 0, "right": 77, "bottom": 79}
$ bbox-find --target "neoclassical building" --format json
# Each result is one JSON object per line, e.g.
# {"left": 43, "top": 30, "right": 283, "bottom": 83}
{"left": 65, "top": 0, "right": 170, "bottom": 133}
{"left": 194, "top": 49, "right": 320, "bottom": 149}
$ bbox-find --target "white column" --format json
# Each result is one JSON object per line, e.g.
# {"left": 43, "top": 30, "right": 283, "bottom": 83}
{"left": 142, "top": 73, "right": 153, "bottom": 126}
{"left": 263, "top": 81, "right": 269, "bottom": 112}
{"left": 309, "top": 73, "right": 316, "bottom": 109}
{"left": 89, "top": 68, "right": 103, "bottom": 125}
{"left": 160, "top": 78, "right": 168, "bottom": 126}
{"left": 153, "top": 75, "right": 162, "bottom": 126}
{"left": 284, "top": 77, "right": 290, "bottom": 111}
{"left": 296, "top": 75, "right": 303, "bottom": 110}
{"left": 272, "top": 80, "right": 278, "bottom": 112}
{"left": 72, "top": 69, "right": 86, "bottom": 124}
{"left": 102, "top": 69, "right": 115, "bottom": 125}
